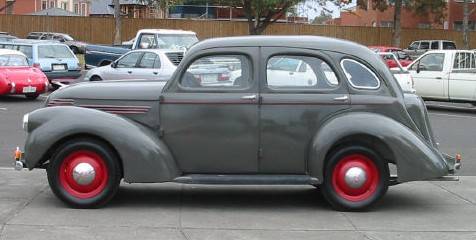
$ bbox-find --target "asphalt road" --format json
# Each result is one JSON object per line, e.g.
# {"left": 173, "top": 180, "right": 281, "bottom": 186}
{"left": 0, "top": 95, "right": 475, "bottom": 176}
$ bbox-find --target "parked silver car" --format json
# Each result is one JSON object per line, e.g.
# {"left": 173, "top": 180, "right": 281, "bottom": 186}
{"left": 83, "top": 49, "right": 179, "bottom": 81}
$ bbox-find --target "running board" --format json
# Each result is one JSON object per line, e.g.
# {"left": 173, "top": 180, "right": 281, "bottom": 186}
{"left": 173, "top": 174, "right": 319, "bottom": 185}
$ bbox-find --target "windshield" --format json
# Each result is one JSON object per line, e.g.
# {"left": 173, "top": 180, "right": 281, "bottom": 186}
{"left": 156, "top": 34, "right": 198, "bottom": 50}
{"left": 38, "top": 45, "right": 74, "bottom": 58}
{"left": 0, "top": 54, "right": 28, "bottom": 66}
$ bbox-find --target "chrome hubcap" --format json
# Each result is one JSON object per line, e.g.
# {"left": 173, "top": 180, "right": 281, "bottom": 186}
{"left": 72, "top": 163, "right": 96, "bottom": 185}
{"left": 344, "top": 167, "right": 367, "bottom": 189}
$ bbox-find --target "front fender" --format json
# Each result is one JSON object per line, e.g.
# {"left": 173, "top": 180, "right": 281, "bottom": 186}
{"left": 24, "top": 106, "right": 180, "bottom": 183}
{"left": 309, "top": 112, "right": 448, "bottom": 183}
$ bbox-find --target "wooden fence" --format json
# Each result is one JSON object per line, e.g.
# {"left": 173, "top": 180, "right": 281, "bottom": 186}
{"left": 0, "top": 15, "right": 475, "bottom": 49}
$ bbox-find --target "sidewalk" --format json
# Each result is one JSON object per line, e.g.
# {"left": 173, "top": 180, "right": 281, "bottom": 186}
{"left": 0, "top": 168, "right": 475, "bottom": 240}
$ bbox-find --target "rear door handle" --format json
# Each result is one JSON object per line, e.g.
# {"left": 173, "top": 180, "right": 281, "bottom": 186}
{"left": 333, "top": 95, "right": 349, "bottom": 102}
{"left": 153, "top": 72, "right": 158, "bottom": 75}
{"left": 241, "top": 95, "right": 257, "bottom": 101}
{"left": 127, "top": 71, "right": 132, "bottom": 74}
{"left": 435, "top": 77, "right": 442, "bottom": 79}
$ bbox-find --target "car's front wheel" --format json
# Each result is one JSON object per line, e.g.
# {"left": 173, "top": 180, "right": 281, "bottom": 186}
{"left": 47, "top": 138, "right": 121, "bottom": 208}
{"left": 321, "top": 146, "right": 389, "bottom": 211}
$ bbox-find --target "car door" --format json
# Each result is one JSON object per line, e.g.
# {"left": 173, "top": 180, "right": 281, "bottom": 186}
{"left": 409, "top": 53, "right": 448, "bottom": 100}
{"left": 107, "top": 51, "right": 143, "bottom": 80}
{"left": 258, "top": 47, "right": 350, "bottom": 173}
{"left": 449, "top": 52, "right": 476, "bottom": 101}
{"left": 135, "top": 52, "right": 161, "bottom": 80}
{"left": 160, "top": 47, "right": 259, "bottom": 173}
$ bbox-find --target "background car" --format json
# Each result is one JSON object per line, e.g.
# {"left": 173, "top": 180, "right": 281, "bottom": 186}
{"left": 378, "top": 52, "right": 415, "bottom": 93}
{"left": 0, "top": 33, "right": 17, "bottom": 42}
{"left": 369, "top": 46, "right": 412, "bottom": 67}
{"left": 26, "top": 32, "right": 87, "bottom": 54}
{"left": 0, "top": 49, "right": 48, "bottom": 99}
{"left": 0, "top": 40, "right": 81, "bottom": 85}
{"left": 83, "top": 49, "right": 179, "bottom": 82}
{"left": 404, "top": 40, "right": 457, "bottom": 59}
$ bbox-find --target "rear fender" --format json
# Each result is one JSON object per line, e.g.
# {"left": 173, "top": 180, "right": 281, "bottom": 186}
{"left": 24, "top": 106, "right": 180, "bottom": 183}
{"left": 309, "top": 112, "right": 448, "bottom": 183}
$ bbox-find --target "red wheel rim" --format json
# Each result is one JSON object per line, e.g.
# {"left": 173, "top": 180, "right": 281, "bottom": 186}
{"left": 59, "top": 150, "right": 109, "bottom": 199}
{"left": 331, "top": 154, "right": 380, "bottom": 202}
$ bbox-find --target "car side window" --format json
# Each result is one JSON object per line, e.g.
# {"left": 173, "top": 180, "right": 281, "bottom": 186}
{"left": 266, "top": 55, "right": 338, "bottom": 89}
{"left": 138, "top": 34, "right": 157, "bottom": 49}
{"left": 408, "top": 42, "right": 419, "bottom": 50}
{"left": 443, "top": 42, "right": 456, "bottom": 50}
{"left": 138, "top": 52, "right": 158, "bottom": 68}
{"left": 341, "top": 59, "right": 380, "bottom": 89}
{"left": 180, "top": 55, "right": 250, "bottom": 89}
{"left": 431, "top": 41, "right": 439, "bottom": 50}
{"left": 116, "top": 52, "right": 142, "bottom": 68}
{"left": 419, "top": 42, "right": 430, "bottom": 50}
{"left": 453, "top": 52, "right": 476, "bottom": 70}
{"left": 418, "top": 53, "right": 445, "bottom": 71}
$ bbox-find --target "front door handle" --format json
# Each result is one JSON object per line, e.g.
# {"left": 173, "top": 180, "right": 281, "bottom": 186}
{"left": 333, "top": 95, "right": 349, "bottom": 102}
{"left": 153, "top": 72, "right": 158, "bottom": 75}
{"left": 127, "top": 71, "right": 132, "bottom": 74}
{"left": 241, "top": 95, "right": 257, "bottom": 101}
{"left": 435, "top": 77, "right": 442, "bottom": 79}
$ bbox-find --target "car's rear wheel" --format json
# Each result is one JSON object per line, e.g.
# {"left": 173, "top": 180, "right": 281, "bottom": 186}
{"left": 47, "top": 138, "right": 121, "bottom": 208}
{"left": 25, "top": 93, "right": 39, "bottom": 100}
{"left": 321, "top": 146, "right": 389, "bottom": 211}
{"left": 90, "top": 76, "right": 102, "bottom": 81}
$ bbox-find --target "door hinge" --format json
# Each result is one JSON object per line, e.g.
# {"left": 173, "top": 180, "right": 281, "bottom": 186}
{"left": 258, "top": 148, "right": 263, "bottom": 159}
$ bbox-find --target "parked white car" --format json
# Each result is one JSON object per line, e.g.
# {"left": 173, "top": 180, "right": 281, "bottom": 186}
{"left": 407, "top": 50, "right": 476, "bottom": 103}
{"left": 83, "top": 49, "right": 179, "bottom": 82}
{"left": 378, "top": 52, "right": 415, "bottom": 93}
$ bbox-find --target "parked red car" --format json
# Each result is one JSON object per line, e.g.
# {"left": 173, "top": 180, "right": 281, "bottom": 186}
{"left": 369, "top": 46, "right": 413, "bottom": 68}
{"left": 0, "top": 49, "right": 48, "bottom": 99}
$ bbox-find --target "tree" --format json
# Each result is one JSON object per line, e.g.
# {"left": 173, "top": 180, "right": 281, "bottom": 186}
{"left": 312, "top": 11, "right": 333, "bottom": 24}
{"left": 113, "top": 0, "right": 122, "bottom": 45}
{"left": 463, "top": 0, "right": 476, "bottom": 49}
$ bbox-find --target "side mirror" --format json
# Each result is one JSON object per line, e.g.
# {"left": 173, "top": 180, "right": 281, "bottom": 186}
{"left": 111, "top": 61, "right": 117, "bottom": 68}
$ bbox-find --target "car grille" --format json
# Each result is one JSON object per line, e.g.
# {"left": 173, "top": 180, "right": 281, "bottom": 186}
{"left": 166, "top": 52, "right": 184, "bottom": 66}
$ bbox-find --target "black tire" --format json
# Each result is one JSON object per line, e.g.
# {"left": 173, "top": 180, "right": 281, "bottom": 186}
{"left": 90, "top": 75, "right": 102, "bottom": 81}
{"left": 321, "top": 145, "right": 389, "bottom": 211}
{"left": 25, "top": 93, "right": 39, "bottom": 100}
{"left": 47, "top": 138, "right": 121, "bottom": 208}
{"left": 70, "top": 46, "right": 79, "bottom": 54}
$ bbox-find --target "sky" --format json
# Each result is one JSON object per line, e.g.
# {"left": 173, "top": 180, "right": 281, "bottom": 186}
{"left": 296, "top": 0, "right": 357, "bottom": 21}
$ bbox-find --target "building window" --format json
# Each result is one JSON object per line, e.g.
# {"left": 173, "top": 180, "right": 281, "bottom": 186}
{"left": 41, "top": 0, "right": 48, "bottom": 10}
{"left": 454, "top": 21, "right": 476, "bottom": 31}
{"left": 49, "top": 1, "right": 55, "bottom": 8}
{"left": 61, "top": 2, "right": 67, "bottom": 10}
{"left": 81, "top": 3, "right": 87, "bottom": 16}
{"left": 74, "top": 3, "right": 79, "bottom": 13}
{"left": 379, "top": 21, "right": 393, "bottom": 28}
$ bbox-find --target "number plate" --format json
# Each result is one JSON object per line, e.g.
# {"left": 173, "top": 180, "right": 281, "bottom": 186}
{"left": 202, "top": 74, "right": 218, "bottom": 83}
{"left": 52, "top": 64, "right": 66, "bottom": 71}
{"left": 22, "top": 86, "right": 36, "bottom": 93}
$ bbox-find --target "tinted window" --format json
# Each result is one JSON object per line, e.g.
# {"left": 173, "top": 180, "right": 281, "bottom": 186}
{"left": 419, "top": 42, "right": 430, "bottom": 50}
{"left": 408, "top": 42, "right": 419, "bottom": 50}
{"left": 138, "top": 52, "right": 158, "bottom": 68}
{"left": 443, "top": 42, "right": 456, "bottom": 50}
{"left": 38, "top": 45, "right": 74, "bottom": 58}
{"left": 431, "top": 41, "right": 439, "bottom": 50}
{"left": 341, "top": 59, "right": 380, "bottom": 89}
{"left": 138, "top": 34, "right": 157, "bottom": 49}
{"left": 418, "top": 53, "right": 445, "bottom": 71}
{"left": 181, "top": 55, "right": 250, "bottom": 89}
{"left": 267, "top": 55, "right": 338, "bottom": 89}
{"left": 0, "top": 54, "right": 28, "bottom": 66}
{"left": 116, "top": 52, "right": 142, "bottom": 68}
{"left": 18, "top": 45, "right": 33, "bottom": 58}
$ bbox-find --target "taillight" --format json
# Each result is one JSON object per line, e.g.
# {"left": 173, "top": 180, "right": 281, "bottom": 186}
{"left": 33, "top": 63, "right": 41, "bottom": 69}
{"left": 218, "top": 72, "right": 230, "bottom": 81}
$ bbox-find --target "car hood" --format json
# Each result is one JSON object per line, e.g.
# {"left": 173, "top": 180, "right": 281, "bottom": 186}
{"left": 49, "top": 80, "right": 167, "bottom": 101}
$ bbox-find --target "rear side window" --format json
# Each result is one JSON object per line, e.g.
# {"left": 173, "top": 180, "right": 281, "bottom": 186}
{"left": 431, "top": 41, "right": 439, "bottom": 50}
{"left": 38, "top": 45, "right": 74, "bottom": 58}
{"left": 443, "top": 42, "right": 456, "bottom": 50}
{"left": 453, "top": 52, "right": 476, "bottom": 69}
{"left": 341, "top": 59, "right": 380, "bottom": 89}
{"left": 138, "top": 52, "right": 158, "bottom": 68}
{"left": 18, "top": 46, "right": 33, "bottom": 58}
{"left": 266, "top": 55, "right": 338, "bottom": 89}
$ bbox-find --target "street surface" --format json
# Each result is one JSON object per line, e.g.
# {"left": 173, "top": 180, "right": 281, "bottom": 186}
{"left": 0, "top": 93, "right": 476, "bottom": 239}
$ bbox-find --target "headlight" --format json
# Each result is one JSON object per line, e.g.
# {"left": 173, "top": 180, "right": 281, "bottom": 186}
{"left": 22, "top": 114, "right": 29, "bottom": 131}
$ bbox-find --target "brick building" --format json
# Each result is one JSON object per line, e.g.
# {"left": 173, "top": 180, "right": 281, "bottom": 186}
{"left": 332, "top": 0, "right": 476, "bottom": 31}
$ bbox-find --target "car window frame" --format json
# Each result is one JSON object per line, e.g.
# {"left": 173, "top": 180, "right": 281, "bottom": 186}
{"left": 340, "top": 58, "right": 381, "bottom": 90}
{"left": 176, "top": 52, "right": 254, "bottom": 92}
{"left": 116, "top": 51, "right": 144, "bottom": 68}
{"left": 417, "top": 53, "right": 445, "bottom": 72}
{"left": 264, "top": 54, "right": 341, "bottom": 92}
{"left": 137, "top": 52, "right": 159, "bottom": 69}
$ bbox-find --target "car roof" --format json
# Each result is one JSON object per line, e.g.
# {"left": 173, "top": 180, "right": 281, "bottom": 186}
{"left": 130, "top": 48, "right": 184, "bottom": 54}
{"left": 369, "top": 46, "right": 402, "bottom": 50}
{"left": 0, "top": 49, "right": 27, "bottom": 57}
{"left": 412, "top": 40, "right": 455, "bottom": 42}
{"left": 137, "top": 29, "right": 196, "bottom": 35}
{"left": 8, "top": 39, "right": 62, "bottom": 45}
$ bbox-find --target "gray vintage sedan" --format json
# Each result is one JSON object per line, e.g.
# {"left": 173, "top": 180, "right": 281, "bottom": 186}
{"left": 16, "top": 36, "right": 461, "bottom": 211}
